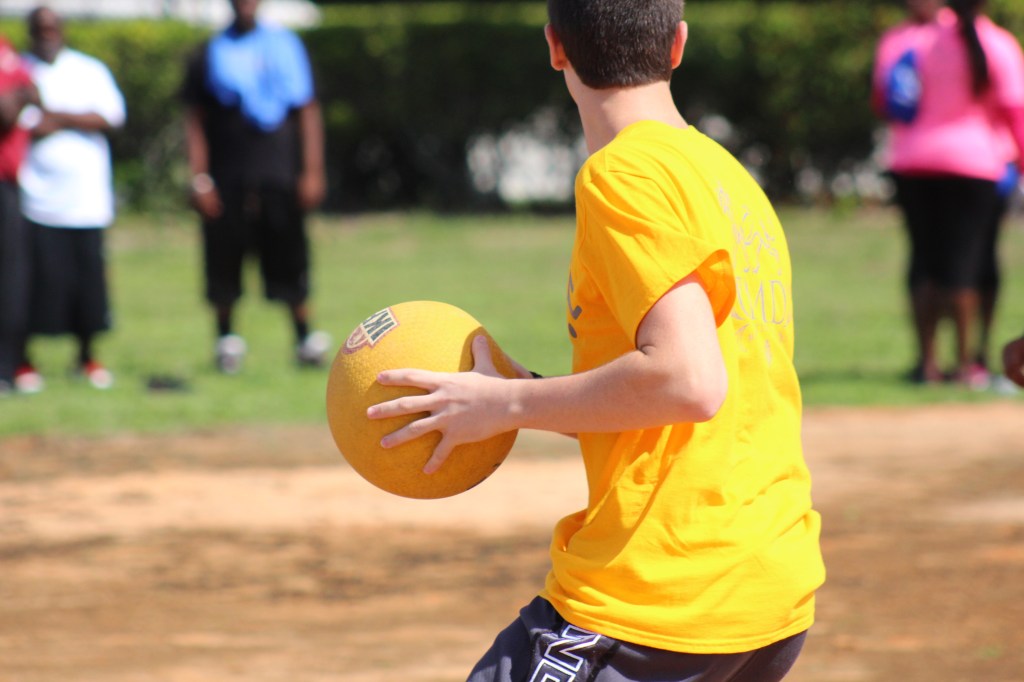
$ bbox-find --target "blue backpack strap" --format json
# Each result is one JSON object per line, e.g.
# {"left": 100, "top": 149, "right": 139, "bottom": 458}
{"left": 885, "top": 49, "right": 922, "bottom": 124}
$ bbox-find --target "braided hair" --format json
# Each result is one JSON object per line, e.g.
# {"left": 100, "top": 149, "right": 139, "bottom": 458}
{"left": 948, "top": 0, "right": 990, "bottom": 97}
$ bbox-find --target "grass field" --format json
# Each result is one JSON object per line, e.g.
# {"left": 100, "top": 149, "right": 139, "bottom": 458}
{"left": 2, "top": 205, "right": 1023, "bottom": 439}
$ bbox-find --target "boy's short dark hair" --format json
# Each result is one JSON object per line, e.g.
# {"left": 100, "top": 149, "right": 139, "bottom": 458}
{"left": 547, "top": 0, "right": 685, "bottom": 89}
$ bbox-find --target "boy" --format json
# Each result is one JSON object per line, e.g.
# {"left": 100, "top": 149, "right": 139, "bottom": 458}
{"left": 369, "top": 1, "right": 825, "bottom": 679}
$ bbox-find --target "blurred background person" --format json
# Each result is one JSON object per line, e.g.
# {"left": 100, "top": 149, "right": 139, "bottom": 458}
{"left": 976, "top": 99, "right": 1021, "bottom": 386}
{"left": 181, "top": 0, "right": 329, "bottom": 375}
{"left": 871, "top": 0, "right": 948, "bottom": 386}
{"left": 15, "top": 5, "right": 125, "bottom": 392}
{"left": 872, "top": 0, "right": 1024, "bottom": 388}
{"left": 1002, "top": 332, "right": 1024, "bottom": 388}
{"left": 0, "top": 34, "right": 37, "bottom": 396}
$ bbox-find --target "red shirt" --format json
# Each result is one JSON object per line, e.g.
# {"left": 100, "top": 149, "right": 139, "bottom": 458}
{"left": 0, "top": 38, "right": 32, "bottom": 182}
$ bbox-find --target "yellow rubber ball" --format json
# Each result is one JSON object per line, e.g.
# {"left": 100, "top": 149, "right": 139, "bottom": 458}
{"left": 325, "top": 300, "right": 519, "bottom": 499}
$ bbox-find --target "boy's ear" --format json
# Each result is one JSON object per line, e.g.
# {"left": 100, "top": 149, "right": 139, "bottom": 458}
{"left": 544, "top": 24, "right": 569, "bottom": 71}
{"left": 671, "top": 21, "right": 688, "bottom": 69}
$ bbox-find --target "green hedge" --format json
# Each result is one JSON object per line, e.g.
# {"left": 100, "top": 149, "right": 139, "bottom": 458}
{"left": 306, "top": 2, "right": 563, "bottom": 209}
{"left": 2, "top": 1, "right": 1023, "bottom": 211}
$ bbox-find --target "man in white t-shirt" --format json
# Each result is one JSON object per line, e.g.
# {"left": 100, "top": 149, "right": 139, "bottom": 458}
{"left": 15, "top": 5, "right": 125, "bottom": 392}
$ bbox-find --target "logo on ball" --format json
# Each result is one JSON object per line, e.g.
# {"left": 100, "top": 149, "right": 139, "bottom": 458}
{"left": 344, "top": 307, "right": 399, "bottom": 353}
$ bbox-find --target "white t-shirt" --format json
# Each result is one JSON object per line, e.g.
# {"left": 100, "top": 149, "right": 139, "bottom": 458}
{"left": 19, "top": 47, "right": 126, "bottom": 228}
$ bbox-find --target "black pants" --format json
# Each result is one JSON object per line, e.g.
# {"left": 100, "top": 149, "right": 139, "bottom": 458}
{"left": 0, "top": 182, "right": 30, "bottom": 382}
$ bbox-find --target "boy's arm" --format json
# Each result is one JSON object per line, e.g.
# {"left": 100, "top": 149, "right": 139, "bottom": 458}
{"left": 369, "top": 273, "right": 728, "bottom": 474}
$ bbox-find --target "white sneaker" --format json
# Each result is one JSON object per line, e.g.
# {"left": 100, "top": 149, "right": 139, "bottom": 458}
{"left": 215, "top": 334, "right": 247, "bottom": 374}
{"left": 992, "top": 373, "right": 1021, "bottom": 396}
{"left": 296, "top": 330, "right": 332, "bottom": 368}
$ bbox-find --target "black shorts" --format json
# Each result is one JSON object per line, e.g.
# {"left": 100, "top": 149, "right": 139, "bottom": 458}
{"left": 467, "top": 596, "right": 807, "bottom": 682}
{"left": 201, "top": 184, "right": 310, "bottom": 306}
{"left": 28, "top": 223, "right": 111, "bottom": 337}
{"left": 892, "top": 174, "right": 999, "bottom": 290}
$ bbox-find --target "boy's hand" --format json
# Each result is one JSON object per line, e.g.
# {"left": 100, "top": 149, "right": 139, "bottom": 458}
{"left": 367, "top": 335, "right": 516, "bottom": 474}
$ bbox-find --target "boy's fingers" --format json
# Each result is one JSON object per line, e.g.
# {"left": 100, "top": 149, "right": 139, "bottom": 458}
{"left": 376, "top": 368, "right": 438, "bottom": 389}
{"left": 471, "top": 335, "right": 497, "bottom": 374}
{"left": 423, "top": 439, "right": 456, "bottom": 474}
{"left": 379, "top": 414, "right": 438, "bottom": 449}
{"left": 367, "top": 393, "right": 433, "bottom": 420}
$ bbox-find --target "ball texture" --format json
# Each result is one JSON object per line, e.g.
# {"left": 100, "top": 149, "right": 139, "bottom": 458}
{"left": 325, "top": 300, "right": 519, "bottom": 499}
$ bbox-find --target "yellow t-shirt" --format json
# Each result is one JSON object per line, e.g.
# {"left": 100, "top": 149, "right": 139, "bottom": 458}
{"left": 541, "top": 121, "right": 825, "bottom": 654}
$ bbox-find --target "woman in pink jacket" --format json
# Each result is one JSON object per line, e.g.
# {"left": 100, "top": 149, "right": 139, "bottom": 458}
{"left": 875, "top": 0, "right": 1024, "bottom": 387}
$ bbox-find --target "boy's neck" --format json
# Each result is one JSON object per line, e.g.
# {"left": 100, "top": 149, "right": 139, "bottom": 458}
{"left": 572, "top": 77, "right": 687, "bottom": 155}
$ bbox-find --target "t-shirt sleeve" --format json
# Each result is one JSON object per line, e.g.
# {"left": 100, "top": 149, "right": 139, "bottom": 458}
{"left": 290, "top": 33, "right": 316, "bottom": 104}
{"left": 871, "top": 28, "right": 903, "bottom": 115}
{"left": 92, "top": 61, "right": 126, "bottom": 128}
{"left": 179, "top": 43, "right": 209, "bottom": 107}
{"left": 871, "top": 30, "right": 896, "bottom": 92}
{"left": 577, "top": 170, "right": 735, "bottom": 343}
{"left": 0, "top": 43, "right": 32, "bottom": 94}
{"left": 989, "top": 30, "right": 1024, "bottom": 110}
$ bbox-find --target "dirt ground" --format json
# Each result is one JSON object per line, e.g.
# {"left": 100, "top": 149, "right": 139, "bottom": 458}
{"left": 1, "top": 403, "right": 1023, "bottom": 682}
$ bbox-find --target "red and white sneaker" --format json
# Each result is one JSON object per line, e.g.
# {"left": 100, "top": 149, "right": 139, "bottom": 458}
{"left": 80, "top": 361, "right": 114, "bottom": 390}
{"left": 13, "top": 364, "right": 44, "bottom": 394}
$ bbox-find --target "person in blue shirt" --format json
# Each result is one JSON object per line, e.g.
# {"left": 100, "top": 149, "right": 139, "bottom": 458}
{"left": 182, "top": 0, "right": 330, "bottom": 374}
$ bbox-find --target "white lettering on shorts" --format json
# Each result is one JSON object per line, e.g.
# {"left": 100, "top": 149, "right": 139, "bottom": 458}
{"left": 529, "top": 624, "right": 602, "bottom": 682}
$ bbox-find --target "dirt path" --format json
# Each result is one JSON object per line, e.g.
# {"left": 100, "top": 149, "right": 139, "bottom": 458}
{"left": 1, "top": 404, "right": 1022, "bottom": 681}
